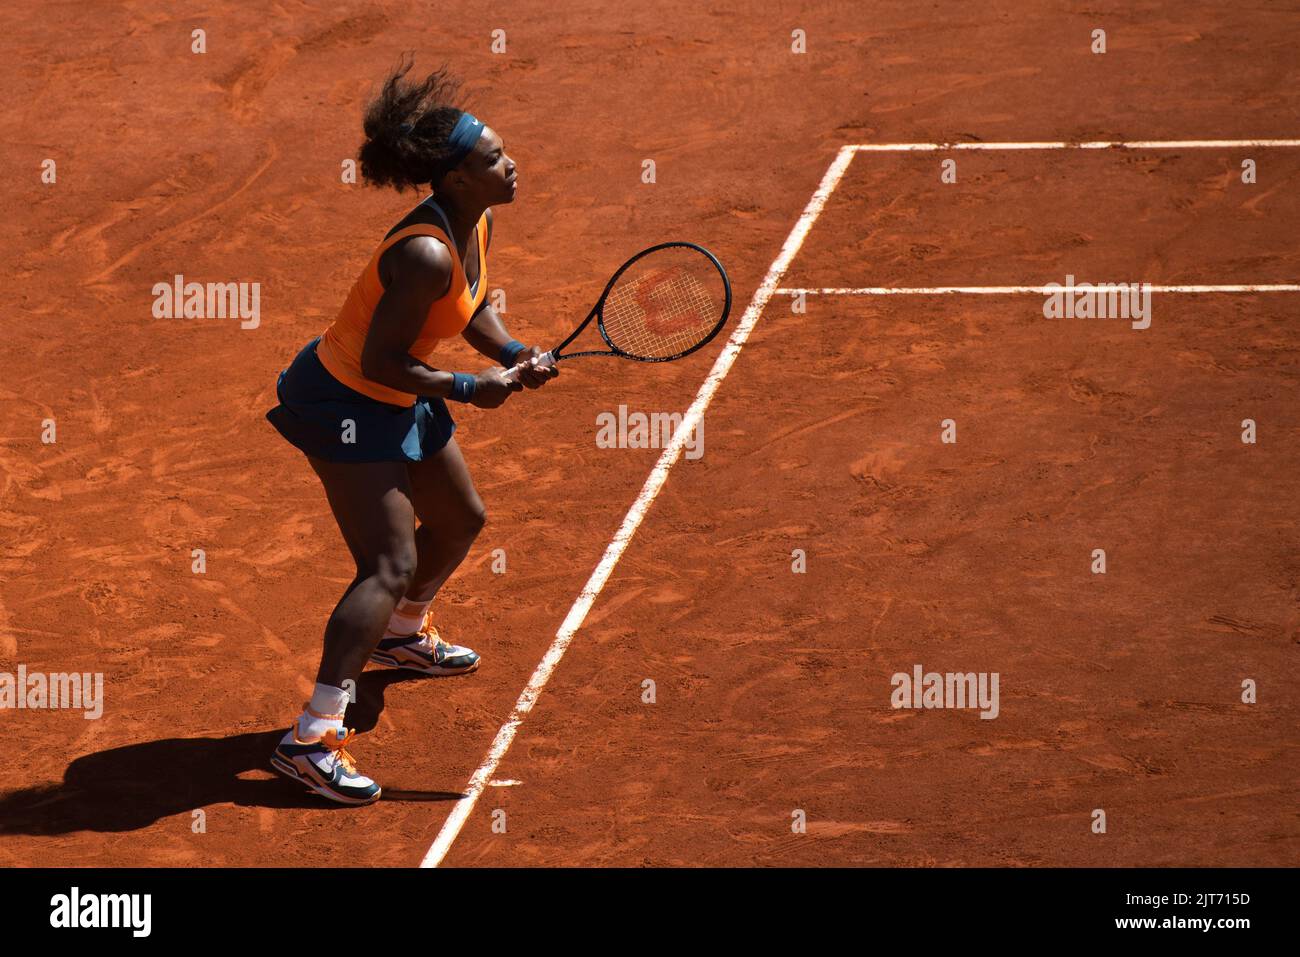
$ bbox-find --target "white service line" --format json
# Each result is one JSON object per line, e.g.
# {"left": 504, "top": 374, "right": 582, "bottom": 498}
{"left": 852, "top": 139, "right": 1300, "bottom": 151}
{"left": 778, "top": 285, "right": 1300, "bottom": 295}
{"left": 418, "top": 145, "right": 861, "bottom": 869}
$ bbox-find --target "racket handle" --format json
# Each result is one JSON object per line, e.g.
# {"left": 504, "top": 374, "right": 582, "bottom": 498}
{"left": 502, "top": 350, "right": 556, "bottom": 384}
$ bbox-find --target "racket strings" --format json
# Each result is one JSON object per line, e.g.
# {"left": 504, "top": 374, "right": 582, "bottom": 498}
{"left": 602, "top": 266, "right": 720, "bottom": 359}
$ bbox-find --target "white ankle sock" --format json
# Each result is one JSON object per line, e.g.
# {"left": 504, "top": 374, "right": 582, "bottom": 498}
{"left": 385, "top": 597, "right": 433, "bottom": 638}
{"left": 294, "top": 683, "right": 350, "bottom": 741}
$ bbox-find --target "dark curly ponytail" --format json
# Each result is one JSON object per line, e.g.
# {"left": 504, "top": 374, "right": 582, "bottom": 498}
{"left": 357, "top": 57, "right": 473, "bottom": 192}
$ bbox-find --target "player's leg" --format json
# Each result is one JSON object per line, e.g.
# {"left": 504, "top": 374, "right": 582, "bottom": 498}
{"left": 272, "top": 456, "right": 417, "bottom": 805}
{"left": 308, "top": 456, "right": 420, "bottom": 684}
{"left": 369, "top": 436, "right": 485, "bottom": 676}
{"left": 408, "top": 436, "right": 486, "bottom": 601}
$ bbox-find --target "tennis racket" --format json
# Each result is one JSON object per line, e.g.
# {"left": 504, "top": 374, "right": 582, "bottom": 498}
{"left": 503, "top": 241, "right": 731, "bottom": 383}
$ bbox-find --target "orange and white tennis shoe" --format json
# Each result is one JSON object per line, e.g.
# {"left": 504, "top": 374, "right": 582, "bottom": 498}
{"left": 369, "top": 611, "right": 480, "bottom": 677}
{"left": 271, "top": 719, "right": 382, "bottom": 806}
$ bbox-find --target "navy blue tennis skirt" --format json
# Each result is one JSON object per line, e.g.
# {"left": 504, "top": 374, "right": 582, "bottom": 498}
{"left": 265, "top": 337, "right": 456, "bottom": 463}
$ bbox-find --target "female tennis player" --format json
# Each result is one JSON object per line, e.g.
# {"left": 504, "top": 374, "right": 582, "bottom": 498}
{"left": 265, "top": 62, "right": 557, "bottom": 805}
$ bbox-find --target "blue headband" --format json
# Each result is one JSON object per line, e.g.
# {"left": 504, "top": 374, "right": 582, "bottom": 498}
{"left": 440, "top": 111, "right": 485, "bottom": 172}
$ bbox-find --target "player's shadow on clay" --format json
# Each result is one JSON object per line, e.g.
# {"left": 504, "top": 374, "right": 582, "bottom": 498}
{"left": 0, "top": 671, "right": 463, "bottom": 835}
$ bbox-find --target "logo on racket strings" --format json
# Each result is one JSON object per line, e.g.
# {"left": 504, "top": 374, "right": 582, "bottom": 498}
{"left": 618, "top": 269, "right": 713, "bottom": 339}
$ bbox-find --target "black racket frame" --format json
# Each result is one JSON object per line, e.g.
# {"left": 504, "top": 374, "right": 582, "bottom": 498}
{"left": 550, "top": 241, "right": 732, "bottom": 364}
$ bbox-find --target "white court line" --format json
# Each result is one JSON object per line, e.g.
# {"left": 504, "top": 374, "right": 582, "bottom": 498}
{"left": 853, "top": 139, "right": 1300, "bottom": 151}
{"left": 779, "top": 285, "right": 1300, "bottom": 295}
{"left": 418, "top": 145, "right": 861, "bottom": 868}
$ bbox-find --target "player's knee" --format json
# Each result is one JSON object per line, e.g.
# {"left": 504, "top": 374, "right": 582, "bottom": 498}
{"left": 413, "top": 496, "right": 486, "bottom": 545}
{"left": 463, "top": 499, "right": 487, "bottom": 538}
{"left": 445, "top": 498, "right": 486, "bottom": 543}
{"left": 368, "top": 548, "right": 417, "bottom": 598}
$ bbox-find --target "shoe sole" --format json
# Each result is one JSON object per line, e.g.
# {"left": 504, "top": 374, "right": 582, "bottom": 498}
{"left": 369, "top": 653, "right": 480, "bottom": 677}
{"left": 270, "top": 753, "right": 382, "bottom": 806}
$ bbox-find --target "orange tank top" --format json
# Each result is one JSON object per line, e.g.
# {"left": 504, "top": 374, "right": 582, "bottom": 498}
{"left": 316, "top": 208, "right": 489, "bottom": 406}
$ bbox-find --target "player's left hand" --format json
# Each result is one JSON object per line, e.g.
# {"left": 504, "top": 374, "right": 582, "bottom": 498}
{"left": 512, "top": 345, "right": 560, "bottom": 389}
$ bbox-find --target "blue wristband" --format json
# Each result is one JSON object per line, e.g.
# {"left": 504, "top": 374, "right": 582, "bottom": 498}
{"left": 499, "top": 339, "right": 528, "bottom": 368}
{"left": 448, "top": 372, "right": 477, "bottom": 403}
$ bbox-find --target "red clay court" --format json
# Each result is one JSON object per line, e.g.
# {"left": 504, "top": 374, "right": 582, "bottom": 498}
{"left": 1, "top": 1, "right": 1296, "bottom": 869}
